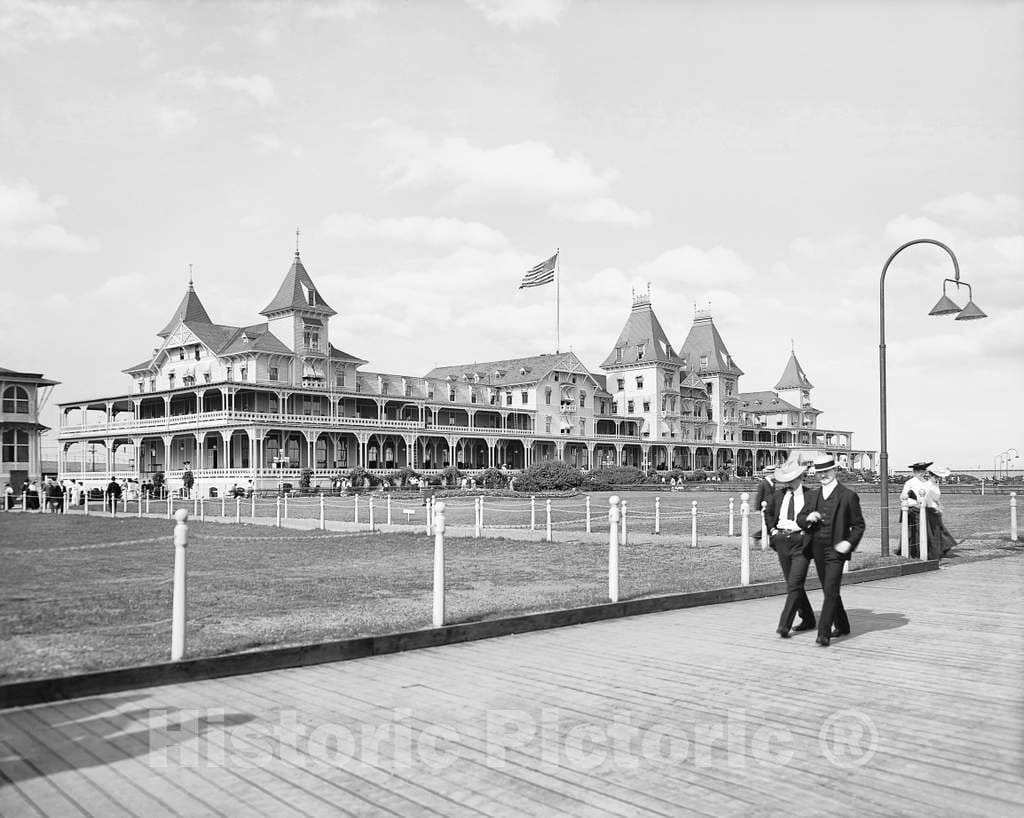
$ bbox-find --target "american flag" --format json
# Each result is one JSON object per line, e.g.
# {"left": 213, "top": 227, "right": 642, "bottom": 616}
{"left": 519, "top": 252, "right": 558, "bottom": 289}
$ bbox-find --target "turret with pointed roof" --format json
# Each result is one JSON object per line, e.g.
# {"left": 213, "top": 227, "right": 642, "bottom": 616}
{"left": 677, "top": 308, "right": 742, "bottom": 376}
{"left": 775, "top": 350, "right": 813, "bottom": 391}
{"left": 260, "top": 250, "right": 336, "bottom": 319}
{"left": 601, "top": 290, "right": 685, "bottom": 370}
{"left": 158, "top": 281, "right": 213, "bottom": 338}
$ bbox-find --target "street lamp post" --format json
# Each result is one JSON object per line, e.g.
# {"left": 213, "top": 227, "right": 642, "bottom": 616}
{"left": 878, "top": 239, "right": 987, "bottom": 556}
{"left": 1008, "top": 449, "right": 1020, "bottom": 479}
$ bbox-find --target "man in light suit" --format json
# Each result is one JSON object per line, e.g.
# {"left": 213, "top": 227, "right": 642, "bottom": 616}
{"left": 751, "top": 466, "right": 775, "bottom": 542}
{"left": 766, "top": 460, "right": 815, "bottom": 637}
{"left": 798, "top": 454, "right": 866, "bottom": 647}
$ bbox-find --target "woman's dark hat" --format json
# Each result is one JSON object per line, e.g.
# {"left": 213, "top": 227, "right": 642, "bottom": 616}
{"left": 909, "top": 461, "right": 933, "bottom": 471}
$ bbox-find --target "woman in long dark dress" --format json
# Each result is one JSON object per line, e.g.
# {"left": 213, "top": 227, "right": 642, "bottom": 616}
{"left": 924, "top": 466, "right": 958, "bottom": 557}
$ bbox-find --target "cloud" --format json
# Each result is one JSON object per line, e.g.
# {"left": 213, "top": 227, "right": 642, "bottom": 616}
{"left": 0, "top": 178, "right": 98, "bottom": 253}
{"left": 156, "top": 106, "right": 198, "bottom": 137}
{"left": 921, "top": 193, "right": 1022, "bottom": 233}
{"left": 320, "top": 213, "right": 509, "bottom": 249}
{"left": 466, "top": 0, "right": 570, "bottom": 29}
{"left": 0, "top": 0, "right": 135, "bottom": 52}
{"left": 375, "top": 122, "right": 645, "bottom": 225}
{"left": 249, "top": 133, "right": 304, "bottom": 159}
{"left": 164, "top": 69, "right": 276, "bottom": 106}
{"left": 550, "top": 197, "right": 651, "bottom": 226}
{"left": 305, "top": 0, "right": 381, "bottom": 20}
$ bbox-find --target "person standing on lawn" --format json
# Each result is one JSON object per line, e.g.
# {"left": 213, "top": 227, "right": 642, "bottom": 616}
{"left": 899, "top": 461, "right": 932, "bottom": 557}
{"left": 752, "top": 465, "right": 775, "bottom": 542}
{"left": 105, "top": 476, "right": 123, "bottom": 514}
{"left": 766, "top": 460, "right": 816, "bottom": 637}
{"left": 798, "top": 454, "right": 866, "bottom": 647}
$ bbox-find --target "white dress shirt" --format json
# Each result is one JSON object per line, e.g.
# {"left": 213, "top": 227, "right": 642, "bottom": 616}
{"left": 821, "top": 478, "right": 838, "bottom": 500}
{"left": 777, "top": 485, "right": 804, "bottom": 531}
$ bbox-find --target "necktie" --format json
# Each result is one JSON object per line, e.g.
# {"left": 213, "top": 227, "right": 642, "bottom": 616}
{"left": 783, "top": 489, "right": 793, "bottom": 522}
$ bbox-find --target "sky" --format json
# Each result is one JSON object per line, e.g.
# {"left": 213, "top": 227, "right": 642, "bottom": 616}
{"left": 2, "top": 0, "right": 1022, "bottom": 471}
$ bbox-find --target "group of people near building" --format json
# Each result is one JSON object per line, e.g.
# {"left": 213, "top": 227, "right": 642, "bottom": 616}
{"left": 751, "top": 455, "right": 959, "bottom": 647}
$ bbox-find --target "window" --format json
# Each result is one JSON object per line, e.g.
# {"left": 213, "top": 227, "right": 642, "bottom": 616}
{"left": 699, "top": 355, "right": 708, "bottom": 369}
{"left": 2, "top": 386, "right": 29, "bottom": 413}
{"left": 636, "top": 376, "right": 644, "bottom": 389}
{"left": 521, "top": 391, "right": 528, "bottom": 404}
{"left": 705, "top": 382, "right": 713, "bottom": 395}
{"left": 448, "top": 388, "right": 456, "bottom": 401}
{"left": 225, "top": 367, "right": 232, "bottom": 382}
{"left": 545, "top": 387, "right": 552, "bottom": 405}
{"left": 194, "top": 346, "right": 201, "bottom": 361}
{"left": 571, "top": 375, "right": 577, "bottom": 383}
{"left": 643, "top": 401, "right": 650, "bottom": 412}
{"left": 637, "top": 343, "right": 646, "bottom": 360}
{"left": 545, "top": 416, "right": 551, "bottom": 433}
{"left": 2, "top": 429, "right": 29, "bottom": 463}
{"left": 168, "top": 373, "right": 176, "bottom": 389}
{"left": 337, "top": 370, "right": 346, "bottom": 388}
{"left": 471, "top": 390, "right": 478, "bottom": 404}
{"left": 427, "top": 385, "right": 435, "bottom": 399}
{"left": 303, "top": 328, "right": 321, "bottom": 352}
{"left": 726, "top": 381, "right": 734, "bottom": 396}
{"left": 178, "top": 348, "right": 185, "bottom": 360}
{"left": 270, "top": 366, "right": 279, "bottom": 381}
{"left": 405, "top": 383, "right": 412, "bottom": 397}
{"left": 627, "top": 400, "right": 635, "bottom": 413}
{"left": 553, "top": 373, "right": 559, "bottom": 382}
{"left": 611, "top": 401, "right": 617, "bottom": 413}
{"left": 506, "top": 392, "right": 512, "bottom": 406}
{"left": 615, "top": 347, "right": 623, "bottom": 363}
{"left": 203, "top": 372, "right": 211, "bottom": 384}
{"left": 137, "top": 380, "right": 144, "bottom": 393}
{"left": 580, "top": 418, "right": 586, "bottom": 434}
{"left": 240, "top": 366, "right": 247, "bottom": 381}
{"left": 617, "top": 378, "right": 625, "bottom": 391}
{"left": 664, "top": 373, "right": 674, "bottom": 389}
{"left": 579, "top": 392, "right": 586, "bottom": 408}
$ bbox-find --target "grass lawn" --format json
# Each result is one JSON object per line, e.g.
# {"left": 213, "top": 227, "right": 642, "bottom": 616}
{"left": 0, "top": 513, "right": 911, "bottom": 682}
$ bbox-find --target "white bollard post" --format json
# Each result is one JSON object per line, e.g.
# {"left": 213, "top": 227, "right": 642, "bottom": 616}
{"left": 608, "top": 496, "right": 620, "bottom": 602}
{"left": 425, "top": 496, "right": 432, "bottom": 535}
{"left": 236, "top": 497, "right": 241, "bottom": 524}
{"left": 530, "top": 496, "right": 536, "bottom": 531}
{"left": 691, "top": 500, "right": 698, "bottom": 548}
{"left": 586, "top": 496, "right": 592, "bottom": 534}
{"left": 320, "top": 493, "right": 326, "bottom": 530}
{"left": 369, "top": 496, "right": 375, "bottom": 531}
{"left": 729, "top": 497, "right": 735, "bottom": 537}
{"left": 221, "top": 495, "right": 226, "bottom": 517}
{"left": 900, "top": 500, "right": 909, "bottom": 555}
{"left": 137, "top": 495, "right": 142, "bottom": 518}
{"left": 171, "top": 509, "right": 189, "bottom": 661}
{"left": 546, "top": 499, "right": 552, "bottom": 542}
{"left": 166, "top": 495, "right": 171, "bottom": 519}
{"left": 478, "top": 495, "right": 484, "bottom": 530}
{"left": 146, "top": 494, "right": 151, "bottom": 515}
{"left": 981, "top": 479, "right": 985, "bottom": 496}
{"left": 1011, "top": 493, "right": 1018, "bottom": 543}
{"left": 620, "top": 499, "right": 628, "bottom": 545}
{"left": 387, "top": 494, "right": 392, "bottom": 525}
{"left": 474, "top": 497, "right": 481, "bottom": 537}
{"left": 655, "top": 496, "right": 661, "bottom": 535}
{"left": 110, "top": 494, "right": 115, "bottom": 517}
{"left": 200, "top": 498, "right": 205, "bottom": 522}
{"left": 85, "top": 495, "right": 90, "bottom": 515}
{"left": 354, "top": 494, "right": 359, "bottom": 525}
{"left": 740, "top": 492, "right": 750, "bottom": 586}
{"left": 276, "top": 496, "right": 281, "bottom": 527}
{"left": 919, "top": 504, "right": 928, "bottom": 561}
{"left": 283, "top": 493, "right": 288, "bottom": 520}
{"left": 22, "top": 490, "right": 27, "bottom": 511}
{"left": 432, "top": 501, "right": 446, "bottom": 628}
{"left": 251, "top": 493, "right": 256, "bottom": 520}
{"left": 193, "top": 495, "right": 198, "bottom": 517}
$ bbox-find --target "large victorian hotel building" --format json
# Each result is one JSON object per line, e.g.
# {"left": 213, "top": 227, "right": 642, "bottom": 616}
{"left": 56, "top": 250, "right": 875, "bottom": 494}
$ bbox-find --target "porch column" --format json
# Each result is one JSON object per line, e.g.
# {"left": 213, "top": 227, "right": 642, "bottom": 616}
{"left": 132, "top": 398, "right": 142, "bottom": 421}
{"left": 162, "top": 435, "right": 173, "bottom": 471}
{"left": 194, "top": 433, "right": 203, "bottom": 470}
{"left": 163, "top": 396, "right": 171, "bottom": 417}
{"left": 104, "top": 439, "right": 113, "bottom": 474}
{"left": 615, "top": 443, "right": 624, "bottom": 466}
{"left": 131, "top": 437, "right": 143, "bottom": 479}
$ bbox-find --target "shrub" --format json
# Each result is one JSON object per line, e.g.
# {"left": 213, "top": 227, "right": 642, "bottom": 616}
{"left": 299, "top": 469, "right": 313, "bottom": 489}
{"left": 348, "top": 466, "right": 372, "bottom": 488}
{"left": 151, "top": 471, "right": 166, "bottom": 498}
{"left": 476, "top": 467, "right": 508, "bottom": 489}
{"left": 387, "top": 466, "right": 421, "bottom": 487}
{"left": 688, "top": 469, "right": 707, "bottom": 482}
{"left": 583, "top": 465, "right": 643, "bottom": 490}
{"left": 440, "top": 465, "right": 463, "bottom": 487}
{"left": 515, "top": 459, "right": 584, "bottom": 492}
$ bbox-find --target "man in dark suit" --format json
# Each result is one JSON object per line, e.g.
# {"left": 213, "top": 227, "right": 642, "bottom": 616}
{"left": 751, "top": 466, "right": 775, "bottom": 542}
{"left": 798, "top": 454, "right": 866, "bottom": 647}
{"left": 766, "top": 461, "right": 815, "bottom": 636}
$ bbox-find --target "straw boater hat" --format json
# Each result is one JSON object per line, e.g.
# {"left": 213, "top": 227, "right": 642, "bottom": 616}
{"left": 909, "top": 461, "right": 933, "bottom": 471}
{"left": 774, "top": 461, "right": 807, "bottom": 483}
{"left": 762, "top": 465, "right": 776, "bottom": 476}
{"left": 928, "top": 464, "right": 951, "bottom": 478}
{"left": 812, "top": 454, "right": 838, "bottom": 473}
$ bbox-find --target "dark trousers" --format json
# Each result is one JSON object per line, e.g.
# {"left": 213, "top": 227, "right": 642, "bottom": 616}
{"left": 813, "top": 540, "right": 850, "bottom": 638}
{"left": 773, "top": 532, "right": 815, "bottom": 631}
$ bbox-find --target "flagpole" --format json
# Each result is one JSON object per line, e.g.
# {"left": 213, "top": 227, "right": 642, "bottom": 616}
{"left": 555, "top": 248, "right": 560, "bottom": 353}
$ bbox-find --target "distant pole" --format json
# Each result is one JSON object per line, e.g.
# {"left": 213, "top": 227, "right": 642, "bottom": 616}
{"left": 387, "top": 494, "right": 392, "bottom": 525}
{"left": 760, "top": 501, "right": 769, "bottom": 548}
{"left": 608, "top": 496, "right": 620, "bottom": 602}
{"left": 236, "top": 497, "right": 241, "bottom": 524}
{"left": 900, "top": 500, "right": 909, "bottom": 555}
{"left": 530, "top": 496, "right": 536, "bottom": 531}
{"left": 354, "top": 494, "right": 359, "bottom": 524}
{"left": 585, "top": 495, "right": 591, "bottom": 533}
{"left": 546, "top": 499, "right": 552, "bottom": 542}
{"left": 740, "top": 493, "right": 750, "bottom": 586}
{"left": 171, "top": 509, "right": 189, "bottom": 661}
{"left": 320, "top": 493, "right": 326, "bottom": 530}
{"left": 620, "top": 499, "right": 627, "bottom": 545}
{"left": 432, "top": 501, "right": 446, "bottom": 627}
{"left": 919, "top": 504, "right": 928, "bottom": 560}
{"left": 691, "top": 500, "right": 698, "bottom": 547}
{"left": 728, "top": 497, "right": 735, "bottom": 537}
{"left": 276, "top": 496, "right": 281, "bottom": 527}
{"left": 1011, "top": 493, "right": 1018, "bottom": 542}
{"left": 369, "top": 496, "right": 375, "bottom": 531}
{"left": 655, "top": 496, "right": 661, "bottom": 535}
{"left": 251, "top": 493, "right": 256, "bottom": 519}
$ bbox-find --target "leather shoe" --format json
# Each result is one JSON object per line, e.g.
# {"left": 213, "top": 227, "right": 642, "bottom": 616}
{"left": 793, "top": 621, "right": 816, "bottom": 632}
{"left": 815, "top": 636, "right": 830, "bottom": 647}
{"left": 776, "top": 628, "right": 791, "bottom": 639}
{"left": 830, "top": 628, "right": 850, "bottom": 638}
